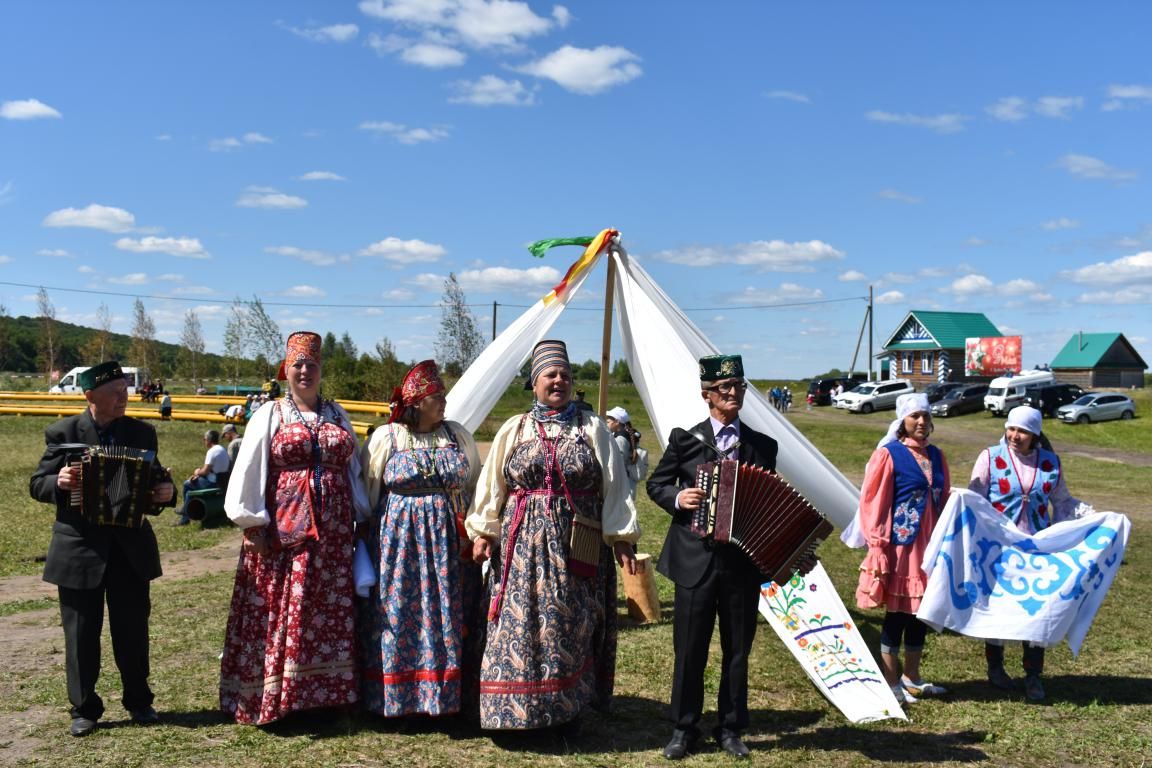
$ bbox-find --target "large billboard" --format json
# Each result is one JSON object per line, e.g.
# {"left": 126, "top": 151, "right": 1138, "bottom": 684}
{"left": 965, "top": 336, "right": 1022, "bottom": 376}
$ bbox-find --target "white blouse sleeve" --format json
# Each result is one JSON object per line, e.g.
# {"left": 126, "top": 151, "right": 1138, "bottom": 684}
{"left": 361, "top": 424, "right": 396, "bottom": 519}
{"left": 465, "top": 415, "right": 520, "bottom": 541}
{"left": 224, "top": 401, "right": 277, "bottom": 529}
{"left": 587, "top": 416, "right": 641, "bottom": 545}
{"left": 967, "top": 447, "right": 992, "bottom": 497}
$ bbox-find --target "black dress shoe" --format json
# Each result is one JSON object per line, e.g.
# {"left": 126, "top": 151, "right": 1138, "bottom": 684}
{"left": 70, "top": 717, "right": 98, "bottom": 737}
{"left": 662, "top": 730, "right": 697, "bottom": 760}
{"left": 716, "top": 730, "right": 750, "bottom": 758}
{"left": 130, "top": 706, "right": 159, "bottom": 725}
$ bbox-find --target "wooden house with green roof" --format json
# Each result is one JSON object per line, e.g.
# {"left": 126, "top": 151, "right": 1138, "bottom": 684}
{"left": 881, "top": 310, "right": 1003, "bottom": 386}
{"left": 1051, "top": 332, "right": 1146, "bottom": 389}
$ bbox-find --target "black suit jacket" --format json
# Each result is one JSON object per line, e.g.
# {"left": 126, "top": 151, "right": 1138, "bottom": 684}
{"left": 29, "top": 411, "right": 170, "bottom": 589}
{"left": 648, "top": 418, "right": 778, "bottom": 589}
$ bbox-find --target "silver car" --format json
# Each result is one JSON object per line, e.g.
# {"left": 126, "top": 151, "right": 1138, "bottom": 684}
{"left": 1055, "top": 392, "right": 1136, "bottom": 424}
{"left": 834, "top": 379, "right": 915, "bottom": 413}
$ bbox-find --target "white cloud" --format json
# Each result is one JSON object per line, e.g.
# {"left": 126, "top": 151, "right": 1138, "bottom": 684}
{"left": 115, "top": 236, "right": 210, "bottom": 258}
{"left": 236, "top": 186, "right": 308, "bottom": 209}
{"left": 172, "top": 285, "right": 217, "bottom": 296}
{"left": 964, "top": 237, "right": 989, "bottom": 247}
{"left": 265, "top": 245, "right": 347, "bottom": 266}
{"left": 155, "top": 133, "right": 172, "bottom": 141}
{"left": 358, "top": 237, "right": 446, "bottom": 263}
{"left": 359, "top": 120, "right": 449, "bottom": 144}
{"left": 518, "top": 45, "right": 642, "bottom": 95}
{"left": 877, "top": 189, "right": 921, "bottom": 204}
{"left": 1041, "top": 217, "right": 1079, "bottom": 231}
{"left": 948, "top": 274, "right": 995, "bottom": 296}
{"left": 282, "top": 285, "right": 328, "bottom": 298}
{"left": 0, "top": 180, "right": 12, "bottom": 205}
{"left": 838, "top": 270, "right": 868, "bottom": 282}
{"left": 359, "top": 0, "right": 556, "bottom": 49}
{"left": 43, "top": 203, "right": 136, "bottom": 232}
{"left": 383, "top": 288, "right": 416, "bottom": 301}
{"left": 0, "top": 98, "right": 62, "bottom": 120}
{"left": 77, "top": 265, "right": 95, "bottom": 274}
{"left": 1056, "top": 153, "right": 1138, "bottom": 182}
{"left": 999, "top": 278, "right": 1042, "bottom": 296}
{"left": 410, "top": 265, "right": 560, "bottom": 295}
{"left": 764, "top": 90, "right": 811, "bottom": 104}
{"left": 652, "top": 239, "right": 844, "bottom": 272}
{"left": 281, "top": 21, "right": 360, "bottom": 42}
{"left": 1076, "top": 285, "right": 1152, "bottom": 304}
{"left": 875, "top": 290, "right": 905, "bottom": 305}
{"left": 1102, "top": 83, "right": 1152, "bottom": 111}
{"left": 38, "top": 248, "right": 71, "bottom": 257}
{"left": 107, "top": 272, "right": 149, "bottom": 285}
{"left": 865, "top": 110, "right": 968, "bottom": 133}
{"left": 1062, "top": 251, "right": 1152, "bottom": 285}
{"left": 402, "top": 42, "right": 467, "bottom": 67}
{"left": 210, "top": 133, "right": 274, "bottom": 151}
{"left": 448, "top": 75, "right": 534, "bottom": 106}
{"left": 729, "top": 283, "right": 824, "bottom": 304}
{"left": 299, "top": 170, "right": 347, "bottom": 181}
{"left": 155, "top": 273, "right": 183, "bottom": 281}
{"left": 1035, "top": 96, "right": 1083, "bottom": 119}
{"left": 0, "top": 254, "right": 11, "bottom": 264}
{"left": 986, "top": 96, "right": 1027, "bottom": 122}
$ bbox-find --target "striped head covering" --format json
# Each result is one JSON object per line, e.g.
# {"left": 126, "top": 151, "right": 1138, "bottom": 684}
{"left": 276, "top": 331, "right": 322, "bottom": 380}
{"left": 388, "top": 360, "right": 445, "bottom": 424}
{"left": 529, "top": 339, "right": 570, "bottom": 385}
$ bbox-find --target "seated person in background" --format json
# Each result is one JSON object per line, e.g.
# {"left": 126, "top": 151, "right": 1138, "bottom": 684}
{"left": 222, "top": 424, "right": 242, "bottom": 465}
{"left": 224, "top": 403, "right": 246, "bottom": 422}
{"left": 572, "top": 388, "right": 595, "bottom": 413}
{"left": 176, "top": 430, "right": 231, "bottom": 526}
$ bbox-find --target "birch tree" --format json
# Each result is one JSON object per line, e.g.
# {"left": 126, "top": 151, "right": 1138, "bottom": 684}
{"left": 179, "top": 308, "right": 206, "bottom": 385}
{"left": 435, "top": 272, "right": 485, "bottom": 376}
{"left": 36, "top": 287, "right": 57, "bottom": 381}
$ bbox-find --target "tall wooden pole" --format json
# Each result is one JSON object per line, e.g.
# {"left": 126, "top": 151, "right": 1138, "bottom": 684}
{"left": 597, "top": 250, "right": 617, "bottom": 416}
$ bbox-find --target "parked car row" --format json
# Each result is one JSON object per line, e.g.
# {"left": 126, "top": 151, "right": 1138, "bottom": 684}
{"left": 822, "top": 376, "right": 1138, "bottom": 424}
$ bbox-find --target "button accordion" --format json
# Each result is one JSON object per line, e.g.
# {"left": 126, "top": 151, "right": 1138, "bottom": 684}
{"left": 57, "top": 443, "right": 168, "bottom": 528}
{"left": 691, "top": 459, "right": 833, "bottom": 585}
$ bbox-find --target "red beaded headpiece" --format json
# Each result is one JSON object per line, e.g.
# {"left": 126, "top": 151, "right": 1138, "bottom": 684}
{"left": 275, "top": 331, "right": 322, "bottom": 380}
{"left": 388, "top": 360, "right": 445, "bottom": 424}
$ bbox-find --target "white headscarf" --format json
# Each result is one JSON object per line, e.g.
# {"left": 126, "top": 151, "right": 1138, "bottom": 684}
{"left": 1005, "top": 405, "right": 1042, "bottom": 436}
{"left": 876, "top": 393, "right": 932, "bottom": 448}
{"left": 605, "top": 406, "right": 630, "bottom": 424}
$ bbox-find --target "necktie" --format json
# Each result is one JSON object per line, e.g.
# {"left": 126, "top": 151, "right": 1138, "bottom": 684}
{"left": 716, "top": 425, "right": 737, "bottom": 458}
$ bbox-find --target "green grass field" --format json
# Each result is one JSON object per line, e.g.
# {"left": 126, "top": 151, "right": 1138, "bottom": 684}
{"left": 0, "top": 385, "right": 1149, "bottom": 767}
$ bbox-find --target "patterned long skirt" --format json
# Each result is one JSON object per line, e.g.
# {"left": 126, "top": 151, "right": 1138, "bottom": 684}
{"left": 358, "top": 442, "right": 481, "bottom": 717}
{"left": 478, "top": 428, "right": 618, "bottom": 729}
{"left": 219, "top": 421, "right": 359, "bottom": 725}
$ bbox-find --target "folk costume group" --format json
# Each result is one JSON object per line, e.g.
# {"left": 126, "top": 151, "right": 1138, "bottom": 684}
{"left": 30, "top": 337, "right": 1105, "bottom": 757}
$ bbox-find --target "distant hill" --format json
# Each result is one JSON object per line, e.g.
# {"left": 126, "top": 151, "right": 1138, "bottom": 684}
{"left": 0, "top": 315, "right": 235, "bottom": 378}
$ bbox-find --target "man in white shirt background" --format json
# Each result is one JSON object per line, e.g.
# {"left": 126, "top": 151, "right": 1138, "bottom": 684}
{"left": 175, "top": 429, "right": 231, "bottom": 526}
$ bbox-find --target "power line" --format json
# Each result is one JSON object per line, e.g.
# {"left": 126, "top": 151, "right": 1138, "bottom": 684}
{"left": 2, "top": 280, "right": 867, "bottom": 313}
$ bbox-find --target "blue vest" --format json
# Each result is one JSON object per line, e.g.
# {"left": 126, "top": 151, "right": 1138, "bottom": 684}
{"left": 884, "top": 442, "right": 946, "bottom": 546}
{"left": 986, "top": 442, "right": 1062, "bottom": 532}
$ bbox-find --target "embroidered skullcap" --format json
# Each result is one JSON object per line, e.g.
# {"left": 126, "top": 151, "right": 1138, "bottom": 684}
{"left": 699, "top": 354, "right": 743, "bottom": 381}
{"left": 388, "top": 360, "right": 445, "bottom": 424}
{"left": 606, "top": 406, "right": 630, "bottom": 424}
{"left": 1005, "top": 405, "right": 1042, "bottom": 436}
{"left": 276, "top": 331, "right": 322, "bottom": 380}
{"left": 530, "top": 339, "right": 570, "bottom": 385}
{"left": 78, "top": 361, "right": 124, "bottom": 392}
{"left": 877, "top": 393, "right": 932, "bottom": 448}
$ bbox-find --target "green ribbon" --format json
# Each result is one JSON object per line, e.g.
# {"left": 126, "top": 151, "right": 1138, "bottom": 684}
{"left": 527, "top": 236, "right": 595, "bottom": 259}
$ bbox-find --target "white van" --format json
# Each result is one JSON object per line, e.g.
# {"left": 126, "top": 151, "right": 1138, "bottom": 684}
{"left": 983, "top": 370, "right": 1055, "bottom": 416}
{"left": 50, "top": 366, "right": 147, "bottom": 395}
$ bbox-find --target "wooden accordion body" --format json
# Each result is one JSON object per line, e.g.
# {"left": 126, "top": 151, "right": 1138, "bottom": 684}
{"left": 691, "top": 459, "right": 833, "bottom": 585}
{"left": 66, "top": 445, "right": 161, "bottom": 528}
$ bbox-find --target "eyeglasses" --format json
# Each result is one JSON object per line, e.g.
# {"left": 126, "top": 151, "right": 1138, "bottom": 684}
{"left": 703, "top": 380, "right": 748, "bottom": 395}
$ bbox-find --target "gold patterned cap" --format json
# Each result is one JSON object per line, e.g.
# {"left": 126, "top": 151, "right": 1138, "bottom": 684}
{"left": 699, "top": 354, "right": 743, "bottom": 381}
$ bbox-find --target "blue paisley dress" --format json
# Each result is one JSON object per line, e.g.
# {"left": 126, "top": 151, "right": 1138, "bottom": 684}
{"left": 358, "top": 423, "right": 481, "bottom": 717}
{"left": 476, "top": 414, "right": 620, "bottom": 730}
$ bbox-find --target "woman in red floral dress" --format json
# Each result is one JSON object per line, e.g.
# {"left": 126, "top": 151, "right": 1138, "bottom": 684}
{"left": 220, "top": 331, "right": 369, "bottom": 725}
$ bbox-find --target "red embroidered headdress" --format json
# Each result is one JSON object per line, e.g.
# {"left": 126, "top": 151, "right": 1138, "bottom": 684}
{"left": 388, "top": 360, "right": 445, "bottom": 423}
{"left": 276, "top": 331, "right": 323, "bottom": 380}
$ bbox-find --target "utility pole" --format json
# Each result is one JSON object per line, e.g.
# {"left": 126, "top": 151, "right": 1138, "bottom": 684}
{"left": 868, "top": 285, "right": 874, "bottom": 381}
{"left": 492, "top": 301, "right": 498, "bottom": 341}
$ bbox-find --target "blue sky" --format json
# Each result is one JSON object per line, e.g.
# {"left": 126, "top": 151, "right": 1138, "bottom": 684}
{"left": 1, "top": 1, "right": 1149, "bottom": 379}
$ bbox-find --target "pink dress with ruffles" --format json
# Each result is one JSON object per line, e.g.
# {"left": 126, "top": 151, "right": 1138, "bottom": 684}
{"left": 855, "top": 438, "right": 950, "bottom": 614}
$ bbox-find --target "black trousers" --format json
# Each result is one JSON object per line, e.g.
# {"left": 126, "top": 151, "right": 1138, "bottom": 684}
{"left": 669, "top": 551, "right": 760, "bottom": 734}
{"left": 57, "top": 542, "right": 154, "bottom": 720}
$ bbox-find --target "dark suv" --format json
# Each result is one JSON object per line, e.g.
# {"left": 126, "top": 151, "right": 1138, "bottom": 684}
{"left": 923, "top": 382, "right": 964, "bottom": 404}
{"left": 1023, "top": 382, "right": 1084, "bottom": 417}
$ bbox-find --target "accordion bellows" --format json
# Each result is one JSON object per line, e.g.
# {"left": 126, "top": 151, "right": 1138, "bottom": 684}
{"left": 60, "top": 444, "right": 160, "bottom": 528}
{"left": 691, "top": 459, "right": 833, "bottom": 585}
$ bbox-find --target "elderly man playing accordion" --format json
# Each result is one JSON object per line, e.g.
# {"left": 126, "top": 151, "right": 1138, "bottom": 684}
{"left": 29, "top": 361, "right": 176, "bottom": 737}
{"left": 647, "top": 354, "right": 779, "bottom": 760}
